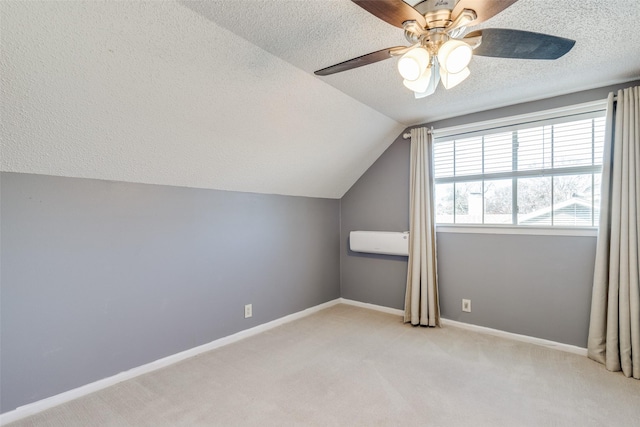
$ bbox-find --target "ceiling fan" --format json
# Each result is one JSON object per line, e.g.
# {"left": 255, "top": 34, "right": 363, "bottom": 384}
{"left": 314, "top": 0, "right": 575, "bottom": 98}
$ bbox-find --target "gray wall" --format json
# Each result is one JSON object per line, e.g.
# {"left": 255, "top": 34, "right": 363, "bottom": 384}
{"left": 340, "top": 80, "right": 640, "bottom": 348}
{"left": 340, "top": 134, "right": 410, "bottom": 310}
{"left": 0, "top": 172, "right": 340, "bottom": 413}
{"left": 437, "top": 233, "right": 596, "bottom": 345}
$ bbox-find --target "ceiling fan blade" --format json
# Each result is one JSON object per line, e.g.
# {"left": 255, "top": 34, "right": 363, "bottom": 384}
{"left": 352, "top": 0, "right": 426, "bottom": 29}
{"left": 452, "top": 0, "right": 518, "bottom": 26}
{"left": 467, "top": 28, "right": 575, "bottom": 60}
{"left": 314, "top": 47, "right": 405, "bottom": 76}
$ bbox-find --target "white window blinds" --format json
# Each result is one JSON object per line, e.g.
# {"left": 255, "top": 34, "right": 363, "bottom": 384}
{"left": 433, "top": 108, "right": 606, "bottom": 227}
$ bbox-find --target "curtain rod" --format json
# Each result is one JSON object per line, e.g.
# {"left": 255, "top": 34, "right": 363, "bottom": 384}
{"left": 402, "top": 127, "right": 433, "bottom": 139}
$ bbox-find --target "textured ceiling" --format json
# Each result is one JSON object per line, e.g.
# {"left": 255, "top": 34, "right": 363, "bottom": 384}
{"left": 2, "top": 1, "right": 639, "bottom": 199}
{"left": 0, "top": 1, "right": 402, "bottom": 199}
{"left": 184, "top": 0, "right": 640, "bottom": 125}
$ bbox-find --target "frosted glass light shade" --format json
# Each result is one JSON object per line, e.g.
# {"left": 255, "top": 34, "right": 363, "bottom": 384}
{"left": 397, "top": 47, "right": 430, "bottom": 81}
{"left": 441, "top": 66, "right": 470, "bottom": 89}
{"left": 403, "top": 67, "right": 432, "bottom": 93}
{"left": 414, "top": 62, "right": 440, "bottom": 99}
{"left": 437, "top": 40, "right": 472, "bottom": 74}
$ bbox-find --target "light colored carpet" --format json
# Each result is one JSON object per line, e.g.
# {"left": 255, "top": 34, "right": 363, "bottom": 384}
{"left": 6, "top": 304, "right": 640, "bottom": 426}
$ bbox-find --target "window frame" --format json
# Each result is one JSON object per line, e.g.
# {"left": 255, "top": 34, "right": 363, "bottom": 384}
{"left": 431, "top": 100, "right": 607, "bottom": 235}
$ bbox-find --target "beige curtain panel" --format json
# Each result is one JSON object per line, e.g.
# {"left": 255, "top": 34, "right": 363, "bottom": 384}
{"left": 588, "top": 85, "right": 640, "bottom": 379}
{"left": 404, "top": 127, "right": 440, "bottom": 327}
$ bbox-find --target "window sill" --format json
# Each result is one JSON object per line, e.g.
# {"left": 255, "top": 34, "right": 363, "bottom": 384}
{"left": 435, "top": 225, "right": 598, "bottom": 237}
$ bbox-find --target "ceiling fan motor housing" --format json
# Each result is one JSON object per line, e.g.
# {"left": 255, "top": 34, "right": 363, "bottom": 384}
{"left": 403, "top": 0, "right": 466, "bottom": 49}
{"left": 413, "top": 0, "right": 457, "bottom": 29}
{"left": 414, "top": 0, "right": 457, "bottom": 15}
{"left": 403, "top": 17, "right": 453, "bottom": 55}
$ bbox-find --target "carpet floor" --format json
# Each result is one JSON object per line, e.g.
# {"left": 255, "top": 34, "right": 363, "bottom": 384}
{"left": 6, "top": 304, "right": 640, "bottom": 426}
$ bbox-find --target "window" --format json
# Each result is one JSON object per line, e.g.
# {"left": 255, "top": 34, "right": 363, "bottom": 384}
{"left": 433, "top": 106, "right": 606, "bottom": 227}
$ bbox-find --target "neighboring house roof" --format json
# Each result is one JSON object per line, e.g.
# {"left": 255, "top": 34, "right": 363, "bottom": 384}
{"left": 519, "top": 197, "right": 598, "bottom": 226}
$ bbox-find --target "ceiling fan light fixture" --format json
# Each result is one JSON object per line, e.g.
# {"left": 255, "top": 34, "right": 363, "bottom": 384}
{"left": 437, "top": 40, "right": 472, "bottom": 74}
{"left": 403, "top": 67, "right": 432, "bottom": 93}
{"left": 397, "top": 47, "right": 430, "bottom": 81}
{"left": 441, "top": 66, "right": 470, "bottom": 89}
{"left": 414, "top": 61, "right": 440, "bottom": 99}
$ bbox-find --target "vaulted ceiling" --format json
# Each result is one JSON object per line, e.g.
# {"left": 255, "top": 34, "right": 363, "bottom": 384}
{"left": 2, "top": 1, "right": 639, "bottom": 198}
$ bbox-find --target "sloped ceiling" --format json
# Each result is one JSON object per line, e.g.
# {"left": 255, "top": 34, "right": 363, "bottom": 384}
{"left": 2, "top": 1, "right": 639, "bottom": 199}
{"left": 0, "top": 1, "right": 403, "bottom": 199}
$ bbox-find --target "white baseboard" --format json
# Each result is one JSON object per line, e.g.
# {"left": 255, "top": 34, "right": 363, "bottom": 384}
{"left": 339, "top": 298, "right": 405, "bottom": 316}
{"left": 339, "top": 298, "right": 587, "bottom": 357}
{"left": 440, "top": 318, "right": 588, "bottom": 356}
{"left": 0, "top": 298, "right": 341, "bottom": 425}
{"left": 1, "top": 297, "right": 588, "bottom": 424}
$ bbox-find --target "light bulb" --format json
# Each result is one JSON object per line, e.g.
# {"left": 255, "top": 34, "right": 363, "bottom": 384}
{"left": 441, "top": 66, "right": 470, "bottom": 89}
{"left": 437, "top": 40, "right": 472, "bottom": 74}
{"left": 397, "top": 47, "right": 430, "bottom": 82}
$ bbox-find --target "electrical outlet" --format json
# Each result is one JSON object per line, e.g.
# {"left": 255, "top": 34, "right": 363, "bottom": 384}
{"left": 244, "top": 304, "right": 252, "bottom": 318}
{"left": 462, "top": 299, "right": 471, "bottom": 313}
